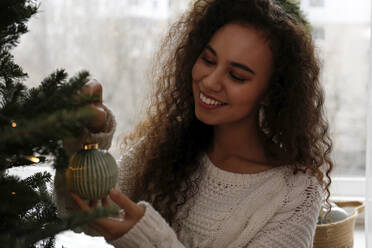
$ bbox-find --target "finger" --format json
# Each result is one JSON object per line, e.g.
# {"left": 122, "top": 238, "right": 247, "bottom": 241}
{"left": 89, "top": 221, "right": 112, "bottom": 238}
{"left": 89, "top": 200, "right": 98, "bottom": 208}
{"left": 85, "top": 104, "right": 107, "bottom": 133}
{"left": 86, "top": 79, "right": 103, "bottom": 104}
{"left": 73, "top": 84, "right": 93, "bottom": 102}
{"left": 70, "top": 192, "right": 90, "bottom": 211}
{"left": 109, "top": 189, "right": 144, "bottom": 219}
{"left": 81, "top": 84, "right": 94, "bottom": 96}
{"left": 102, "top": 196, "right": 109, "bottom": 206}
{"left": 87, "top": 104, "right": 106, "bottom": 121}
{"left": 70, "top": 193, "right": 116, "bottom": 239}
{"left": 93, "top": 217, "right": 131, "bottom": 241}
{"left": 77, "top": 79, "right": 102, "bottom": 105}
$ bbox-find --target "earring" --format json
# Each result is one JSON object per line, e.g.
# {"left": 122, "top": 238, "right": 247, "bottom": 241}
{"left": 258, "top": 104, "right": 265, "bottom": 126}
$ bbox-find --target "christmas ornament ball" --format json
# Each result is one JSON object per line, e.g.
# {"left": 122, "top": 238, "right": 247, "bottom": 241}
{"left": 66, "top": 144, "right": 118, "bottom": 200}
{"left": 317, "top": 201, "right": 348, "bottom": 224}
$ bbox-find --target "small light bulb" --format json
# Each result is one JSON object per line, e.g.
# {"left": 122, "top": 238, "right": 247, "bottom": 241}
{"left": 11, "top": 122, "right": 17, "bottom": 127}
{"left": 27, "top": 156, "right": 40, "bottom": 163}
{"left": 11, "top": 192, "right": 16, "bottom": 195}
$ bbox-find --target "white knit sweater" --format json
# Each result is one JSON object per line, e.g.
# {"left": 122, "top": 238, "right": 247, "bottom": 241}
{"left": 54, "top": 106, "right": 325, "bottom": 248}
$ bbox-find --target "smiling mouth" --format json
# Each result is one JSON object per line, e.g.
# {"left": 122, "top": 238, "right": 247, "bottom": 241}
{"left": 199, "top": 92, "right": 227, "bottom": 106}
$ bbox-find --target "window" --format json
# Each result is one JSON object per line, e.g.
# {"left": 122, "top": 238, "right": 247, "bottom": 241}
{"left": 13, "top": 0, "right": 188, "bottom": 160}
{"left": 302, "top": 0, "right": 370, "bottom": 179}
{"left": 310, "top": 0, "right": 325, "bottom": 7}
{"left": 301, "top": 0, "right": 370, "bottom": 229}
{"left": 312, "top": 26, "right": 325, "bottom": 40}
{"left": 129, "top": 0, "right": 139, "bottom": 5}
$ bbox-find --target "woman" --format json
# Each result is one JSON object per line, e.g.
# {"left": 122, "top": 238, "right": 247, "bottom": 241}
{"left": 55, "top": 0, "right": 333, "bottom": 247}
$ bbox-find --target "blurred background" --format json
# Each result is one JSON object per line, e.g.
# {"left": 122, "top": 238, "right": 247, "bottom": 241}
{"left": 13, "top": 0, "right": 370, "bottom": 177}
{"left": 10, "top": 0, "right": 371, "bottom": 246}
{"left": 13, "top": 0, "right": 191, "bottom": 159}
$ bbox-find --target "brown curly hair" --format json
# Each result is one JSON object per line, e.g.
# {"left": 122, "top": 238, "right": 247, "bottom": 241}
{"left": 121, "top": 0, "right": 333, "bottom": 230}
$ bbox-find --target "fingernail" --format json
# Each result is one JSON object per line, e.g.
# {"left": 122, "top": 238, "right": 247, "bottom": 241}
{"left": 110, "top": 189, "right": 120, "bottom": 196}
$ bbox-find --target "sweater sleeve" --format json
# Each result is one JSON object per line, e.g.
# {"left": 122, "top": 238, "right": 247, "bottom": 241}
{"left": 245, "top": 173, "right": 324, "bottom": 248}
{"left": 53, "top": 104, "right": 117, "bottom": 236}
{"left": 108, "top": 201, "right": 186, "bottom": 248}
{"left": 107, "top": 139, "right": 186, "bottom": 248}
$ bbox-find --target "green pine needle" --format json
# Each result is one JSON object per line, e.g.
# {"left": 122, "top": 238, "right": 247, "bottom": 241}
{"left": 0, "top": 1, "right": 108, "bottom": 247}
{"left": 276, "top": 0, "right": 312, "bottom": 31}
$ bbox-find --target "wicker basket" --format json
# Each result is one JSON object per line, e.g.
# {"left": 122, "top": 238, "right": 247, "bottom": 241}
{"left": 313, "top": 200, "right": 365, "bottom": 248}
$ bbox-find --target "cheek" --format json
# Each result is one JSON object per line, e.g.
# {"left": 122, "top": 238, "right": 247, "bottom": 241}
{"left": 191, "top": 60, "right": 203, "bottom": 81}
{"left": 229, "top": 87, "right": 264, "bottom": 107}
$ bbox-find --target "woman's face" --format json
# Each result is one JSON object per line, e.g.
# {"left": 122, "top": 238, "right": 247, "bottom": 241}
{"left": 192, "top": 23, "right": 273, "bottom": 126}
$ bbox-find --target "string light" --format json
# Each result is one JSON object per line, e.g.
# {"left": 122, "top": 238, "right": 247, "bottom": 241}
{"left": 26, "top": 156, "right": 40, "bottom": 163}
{"left": 11, "top": 121, "right": 17, "bottom": 127}
{"left": 83, "top": 144, "right": 98, "bottom": 150}
{"left": 11, "top": 192, "right": 16, "bottom": 195}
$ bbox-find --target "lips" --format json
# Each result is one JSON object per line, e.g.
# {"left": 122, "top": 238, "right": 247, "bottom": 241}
{"left": 197, "top": 91, "right": 228, "bottom": 110}
{"left": 200, "top": 91, "right": 226, "bottom": 104}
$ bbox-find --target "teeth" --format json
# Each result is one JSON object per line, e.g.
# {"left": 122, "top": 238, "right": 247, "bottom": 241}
{"left": 200, "top": 92, "right": 226, "bottom": 106}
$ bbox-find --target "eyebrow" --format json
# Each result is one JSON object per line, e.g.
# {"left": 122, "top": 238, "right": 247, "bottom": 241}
{"left": 205, "top": 44, "right": 256, "bottom": 75}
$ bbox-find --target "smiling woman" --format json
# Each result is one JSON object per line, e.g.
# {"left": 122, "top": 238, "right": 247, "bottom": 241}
{"left": 52, "top": 0, "right": 334, "bottom": 247}
{"left": 192, "top": 23, "right": 273, "bottom": 129}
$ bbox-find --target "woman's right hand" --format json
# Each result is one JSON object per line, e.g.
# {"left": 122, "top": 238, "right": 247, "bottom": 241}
{"left": 63, "top": 79, "right": 108, "bottom": 157}
{"left": 77, "top": 79, "right": 107, "bottom": 133}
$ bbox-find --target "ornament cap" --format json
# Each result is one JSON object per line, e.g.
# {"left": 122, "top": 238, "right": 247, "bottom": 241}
{"left": 82, "top": 143, "right": 99, "bottom": 150}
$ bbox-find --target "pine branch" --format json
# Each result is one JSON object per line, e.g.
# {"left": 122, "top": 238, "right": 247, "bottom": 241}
{"left": 22, "top": 206, "right": 119, "bottom": 247}
{"left": 0, "top": 108, "right": 95, "bottom": 171}
{"left": 0, "top": 69, "right": 92, "bottom": 121}
{"left": 0, "top": 49, "right": 27, "bottom": 87}
{"left": 0, "top": 0, "right": 39, "bottom": 50}
{"left": 0, "top": 0, "right": 38, "bottom": 90}
{"left": 0, "top": 67, "right": 95, "bottom": 172}
{"left": 0, "top": 1, "right": 115, "bottom": 247}
{"left": 276, "top": 0, "right": 312, "bottom": 31}
{"left": 0, "top": 173, "right": 119, "bottom": 248}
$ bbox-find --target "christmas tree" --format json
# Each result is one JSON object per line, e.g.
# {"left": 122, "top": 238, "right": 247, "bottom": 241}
{"left": 0, "top": 0, "right": 116, "bottom": 247}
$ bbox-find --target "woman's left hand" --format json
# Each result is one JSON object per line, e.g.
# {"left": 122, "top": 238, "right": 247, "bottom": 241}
{"left": 70, "top": 189, "right": 145, "bottom": 241}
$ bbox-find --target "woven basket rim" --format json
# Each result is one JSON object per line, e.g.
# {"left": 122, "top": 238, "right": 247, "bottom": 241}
{"left": 316, "top": 200, "right": 364, "bottom": 227}
{"left": 314, "top": 200, "right": 364, "bottom": 248}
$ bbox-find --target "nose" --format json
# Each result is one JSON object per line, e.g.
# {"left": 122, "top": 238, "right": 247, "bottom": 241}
{"left": 201, "top": 67, "right": 223, "bottom": 92}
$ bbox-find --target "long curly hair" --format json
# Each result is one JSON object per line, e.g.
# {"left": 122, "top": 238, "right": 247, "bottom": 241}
{"left": 121, "top": 0, "right": 333, "bottom": 229}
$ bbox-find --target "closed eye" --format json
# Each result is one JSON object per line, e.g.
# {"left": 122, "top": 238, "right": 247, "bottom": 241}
{"left": 230, "top": 72, "right": 245, "bottom": 82}
{"left": 202, "top": 56, "right": 246, "bottom": 82}
{"left": 202, "top": 57, "right": 215, "bottom": 65}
